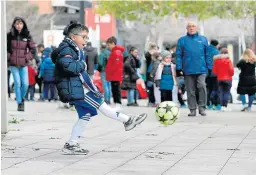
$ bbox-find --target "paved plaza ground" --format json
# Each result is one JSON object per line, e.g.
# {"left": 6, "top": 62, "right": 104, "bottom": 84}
{"left": 1, "top": 99, "right": 256, "bottom": 175}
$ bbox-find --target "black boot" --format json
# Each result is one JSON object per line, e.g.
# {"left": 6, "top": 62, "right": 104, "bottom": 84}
{"left": 17, "top": 100, "right": 25, "bottom": 112}
{"left": 199, "top": 108, "right": 206, "bottom": 116}
{"left": 188, "top": 110, "right": 196, "bottom": 117}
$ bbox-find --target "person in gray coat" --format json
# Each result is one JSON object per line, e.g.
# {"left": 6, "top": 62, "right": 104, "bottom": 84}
{"left": 84, "top": 42, "right": 98, "bottom": 78}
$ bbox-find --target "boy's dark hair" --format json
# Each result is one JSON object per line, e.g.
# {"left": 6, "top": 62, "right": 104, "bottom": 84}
{"left": 129, "top": 47, "right": 137, "bottom": 53}
{"left": 106, "top": 36, "right": 117, "bottom": 45}
{"left": 210, "top": 39, "right": 219, "bottom": 47}
{"left": 63, "top": 20, "right": 89, "bottom": 37}
{"left": 67, "top": 24, "right": 89, "bottom": 38}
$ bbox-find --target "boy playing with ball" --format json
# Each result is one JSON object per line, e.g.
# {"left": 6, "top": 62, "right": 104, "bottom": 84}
{"left": 52, "top": 22, "right": 147, "bottom": 155}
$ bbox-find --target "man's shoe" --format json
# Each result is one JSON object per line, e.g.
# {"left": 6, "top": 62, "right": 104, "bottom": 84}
{"left": 62, "top": 142, "right": 89, "bottom": 155}
{"left": 199, "top": 109, "right": 206, "bottom": 116}
{"left": 124, "top": 113, "right": 147, "bottom": 131}
{"left": 188, "top": 110, "right": 196, "bottom": 117}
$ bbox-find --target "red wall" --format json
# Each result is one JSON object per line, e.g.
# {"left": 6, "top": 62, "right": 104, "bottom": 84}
{"left": 85, "top": 8, "right": 116, "bottom": 41}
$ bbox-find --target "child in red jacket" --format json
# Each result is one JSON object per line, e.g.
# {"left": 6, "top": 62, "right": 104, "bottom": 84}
{"left": 105, "top": 36, "right": 124, "bottom": 108}
{"left": 213, "top": 48, "right": 234, "bottom": 111}
{"left": 25, "top": 61, "right": 38, "bottom": 101}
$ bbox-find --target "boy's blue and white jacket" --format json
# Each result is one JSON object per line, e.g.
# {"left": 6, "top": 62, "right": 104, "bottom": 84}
{"left": 52, "top": 38, "right": 103, "bottom": 105}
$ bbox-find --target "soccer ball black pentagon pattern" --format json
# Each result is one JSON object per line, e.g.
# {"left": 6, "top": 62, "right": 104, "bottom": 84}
{"left": 155, "top": 101, "right": 180, "bottom": 125}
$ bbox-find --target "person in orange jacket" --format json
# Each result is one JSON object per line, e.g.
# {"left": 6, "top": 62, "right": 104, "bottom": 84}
{"left": 213, "top": 48, "right": 234, "bottom": 111}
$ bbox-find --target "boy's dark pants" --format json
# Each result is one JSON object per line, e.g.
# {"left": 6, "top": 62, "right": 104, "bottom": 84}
{"left": 218, "top": 81, "right": 232, "bottom": 107}
{"left": 43, "top": 82, "right": 56, "bottom": 100}
{"left": 206, "top": 76, "right": 220, "bottom": 106}
{"left": 25, "top": 85, "right": 35, "bottom": 100}
{"left": 111, "top": 81, "right": 121, "bottom": 104}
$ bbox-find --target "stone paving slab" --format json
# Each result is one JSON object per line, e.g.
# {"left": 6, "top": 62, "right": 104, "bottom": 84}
{"left": 1, "top": 100, "right": 256, "bottom": 175}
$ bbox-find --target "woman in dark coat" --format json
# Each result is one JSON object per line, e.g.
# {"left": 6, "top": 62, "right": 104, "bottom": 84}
{"left": 237, "top": 49, "right": 256, "bottom": 111}
{"left": 122, "top": 47, "right": 140, "bottom": 106}
{"left": 7, "top": 17, "right": 36, "bottom": 111}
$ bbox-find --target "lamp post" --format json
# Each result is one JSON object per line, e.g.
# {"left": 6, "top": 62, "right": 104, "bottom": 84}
{"left": 80, "top": 1, "right": 85, "bottom": 25}
{"left": 1, "top": 0, "right": 8, "bottom": 134}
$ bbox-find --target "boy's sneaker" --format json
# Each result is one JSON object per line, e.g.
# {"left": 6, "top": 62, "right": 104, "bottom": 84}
{"left": 215, "top": 104, "right": 221, "bottom": 111}
{"left": 124, "top": 113, "right": 147, "bottom": 131}
{"left": 221, "top": 107, "right": 232, "bottom": 112}
{"left": 62, "top": 142, "right": 89, "bottom": 155}
{"left": 207, "top": 105, "right": 212, "bottom": 110}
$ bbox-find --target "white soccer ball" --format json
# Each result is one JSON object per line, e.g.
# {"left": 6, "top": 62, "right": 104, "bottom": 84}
{"left": 155, "top": 101, "right": 180, "bottom": 125}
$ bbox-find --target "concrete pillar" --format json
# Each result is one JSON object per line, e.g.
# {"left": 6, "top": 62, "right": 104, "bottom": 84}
{"left": 1, "top": 0, "right": 8, "bottom": 134}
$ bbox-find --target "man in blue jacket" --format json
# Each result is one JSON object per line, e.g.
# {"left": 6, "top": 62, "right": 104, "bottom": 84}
{"left": 176, "top": 21, "right": 212, "bottom": 116}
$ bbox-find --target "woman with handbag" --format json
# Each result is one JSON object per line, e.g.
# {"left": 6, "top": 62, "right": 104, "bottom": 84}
{"left": 7, "top": 17, "right": 36, "bottom": 111}
{"left": 122, "top": 47, "right": 141, "bottom": 106}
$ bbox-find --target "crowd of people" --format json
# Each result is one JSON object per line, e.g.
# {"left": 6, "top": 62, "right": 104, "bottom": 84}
{"left": 145, "top": 21, "right": 256, "bottom": 115}
{"left": 6, "top": 16, "right": 256, "bottom": 154}
{"left": 7, "top": 18, "right": 256, "bottom": 115}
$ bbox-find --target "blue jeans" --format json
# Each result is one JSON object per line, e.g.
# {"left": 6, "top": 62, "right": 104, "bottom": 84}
{"left": 218, "top": 80, "right": 232, "bottom": 107}
{"left": 9, "top": 66, "right": 29, "bottom": 104}
{"left": 100, "top": 72, "right": 111, "bottom": 103}
{"left": 240, "top": 94, "right": 255, "bottom": 108}
{"left": 127, "top": 89, "right": 135, "bottom": 104}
